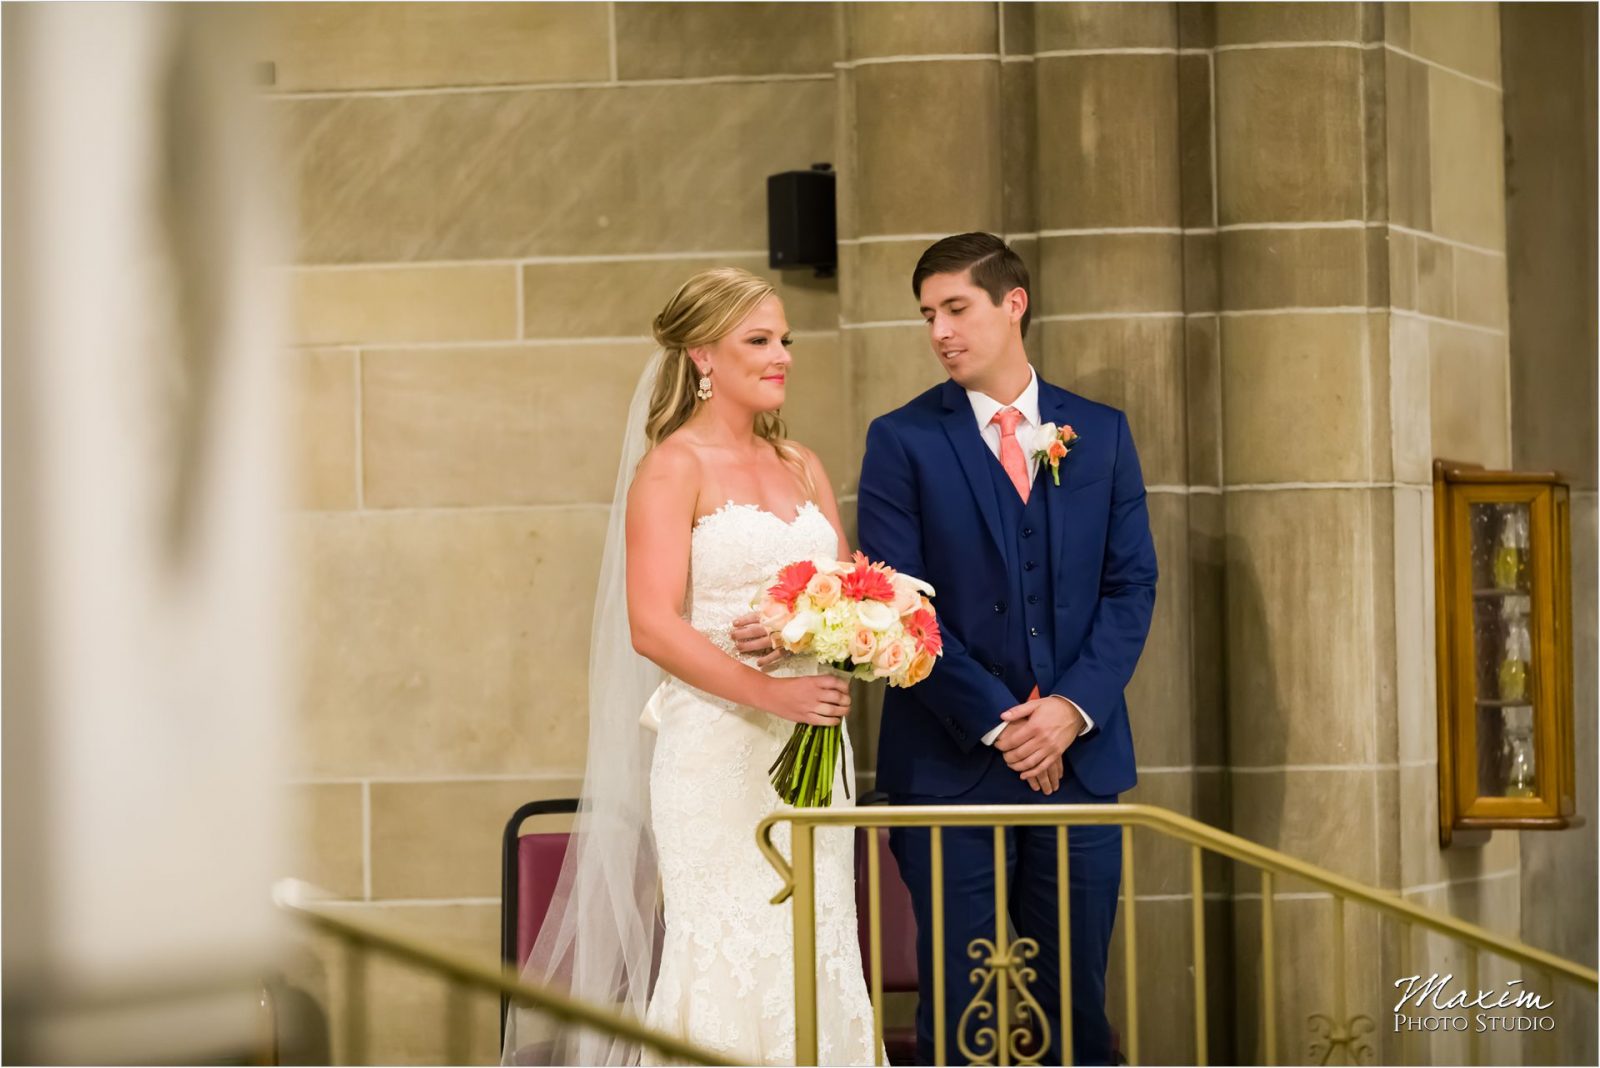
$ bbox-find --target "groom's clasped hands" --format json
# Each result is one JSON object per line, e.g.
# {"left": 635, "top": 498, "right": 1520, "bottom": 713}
{"left": 995, "top": 695, "right": 1084, "bottom": 796}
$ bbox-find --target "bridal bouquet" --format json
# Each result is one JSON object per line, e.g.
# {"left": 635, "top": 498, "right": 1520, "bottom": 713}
{"left": 755, "top": 552, "right": 943, "bottom": 807}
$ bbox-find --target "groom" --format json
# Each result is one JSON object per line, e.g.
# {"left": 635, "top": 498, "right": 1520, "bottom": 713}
{"left": 856, "top": 233, "right": 1157, "bottom": 1066}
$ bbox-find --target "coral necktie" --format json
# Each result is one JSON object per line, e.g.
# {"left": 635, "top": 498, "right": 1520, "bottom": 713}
{"left": 990, "top": 406, "right": 1031, "bottom": 504}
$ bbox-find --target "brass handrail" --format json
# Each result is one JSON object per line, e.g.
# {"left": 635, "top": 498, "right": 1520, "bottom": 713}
{"left": 757, "top": 804, "right": 1597, "bottom": 985}
{"left": 274, "top": 880, "right": 731, "bottom": 1066}
{"left": 757, "top": 803, "right": 1597, "bottom": 1065}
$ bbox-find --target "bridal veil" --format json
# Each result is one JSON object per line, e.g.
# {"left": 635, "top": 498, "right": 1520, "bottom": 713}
{"left": 502, "top": 351, "right": 665, "bottom": 1066}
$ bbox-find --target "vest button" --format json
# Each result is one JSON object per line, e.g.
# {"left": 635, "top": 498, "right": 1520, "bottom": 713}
{"left": 1028, "top": 594, "right": 1039, "bottom": 605}
{"left": 989, "top": 665, "right": 1003, "bottom": 677}
{"left": 1030, "top": 626, "right": 1040, "bottom": 637}
{"left": 1021, "top": 527, "right": 1034, "bottom": 538}
{"left": 1023, "top": 561, "right": 1037, "bottom": 571}
{"left": 993, "top": 601, "right": 1006, "bottom": 613}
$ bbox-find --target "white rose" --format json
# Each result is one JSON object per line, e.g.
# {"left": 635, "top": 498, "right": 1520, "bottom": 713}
{"left": 856, "top": 599, "right": 897, "bottom": 632}
{"left": 810, "top": 556, "right": 848, "bottom": 576}
{"left": 781, "top": 609, "right": 821, "bottom": 646}
{"left": 1027, "top": 422, "right": 1058, "bottom": 455}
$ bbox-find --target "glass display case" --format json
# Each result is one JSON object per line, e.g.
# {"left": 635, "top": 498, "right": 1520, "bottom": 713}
{"left": 1433, "top": 461, "right": 1575, "bottom": 845}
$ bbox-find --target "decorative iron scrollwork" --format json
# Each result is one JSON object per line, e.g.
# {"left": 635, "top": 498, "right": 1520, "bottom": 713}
{"left": 956, "top": 936, "right": 1051, "bottom": 1066}
{"left": 1307, "top": 1012, "right": 1377, "bottom": 1065}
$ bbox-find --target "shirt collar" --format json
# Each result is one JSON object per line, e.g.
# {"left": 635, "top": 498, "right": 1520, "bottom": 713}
{"left": 967, "top": 365, "right": 1041, "bottom": 431}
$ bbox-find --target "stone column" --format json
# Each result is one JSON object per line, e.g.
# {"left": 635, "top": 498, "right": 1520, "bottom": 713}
{"left": 838, "top": 7, "right": 1230, "bottom": 1058}
{"left": 1381, "top": 4, "right": 1535, "bottom": 1063}
{"left": 836, "top": 6, "right": 1572, "bottom": 1065}
{"left": 1502, "top": 5, "right": 1597, "bottom": 1065}
{"left": 1211, "top": 2, "right": 1398, "bottom": 1061}
{"left": 1024, "top": 3, "right": 1235, "bottom": 1063}
{"left": 835, "top": 1, "right": 1006, "bottom": 777}
{"left": 1212, "top": 3, "right": 1530, "bottom": 1063}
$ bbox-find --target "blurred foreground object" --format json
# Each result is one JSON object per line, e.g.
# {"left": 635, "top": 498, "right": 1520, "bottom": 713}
{"left": 4, "top": 3, "right": 290, "bottom": 1063}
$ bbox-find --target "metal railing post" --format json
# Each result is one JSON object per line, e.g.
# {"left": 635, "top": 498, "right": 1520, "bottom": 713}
{"left": 792, "top": 823, "right": 819, "bottom": 1066}
{"left": 1191, "top": 845, "right": 1208, "bottom": 1066}
{"left": 1057, "top": 825, "right": 1074, "bottom": 1067}
{"left": 1122, "top": 830, "right": 1139, "bottom": 1065}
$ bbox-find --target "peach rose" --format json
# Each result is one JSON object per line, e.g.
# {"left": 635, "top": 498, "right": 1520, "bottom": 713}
{"left": 872, "top": 637, "right": 911, "bottom": 677}
{"left": 758, "top": 594, "right": 795, "bottom": 633}
{"left": 805, "top": 571, "right": 843, "bottom": 609}
{"left": 904, "top": 649, "right": 937, "bottom": 687}
{"left": 1048, "top": 439, "right": 1067, "bottom": 460}
{"left": 890, "top": 577, "right": 921, "bottom": 617}
{"left": 848, "top": 625, "right": 878, "bottom": 664}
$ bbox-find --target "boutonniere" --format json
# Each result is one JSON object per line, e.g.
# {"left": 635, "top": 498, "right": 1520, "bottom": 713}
{"left": 1026, "top": 422, "right": 1080, "bottom": 486}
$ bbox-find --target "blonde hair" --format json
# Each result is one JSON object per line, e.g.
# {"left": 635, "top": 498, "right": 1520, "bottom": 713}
{"left": 646, "top": 267, "right": 813, "bottom": 494}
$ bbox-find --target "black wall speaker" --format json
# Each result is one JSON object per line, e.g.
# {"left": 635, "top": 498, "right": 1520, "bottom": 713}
{"left": 767, "top": 163, "right": 837, "bottom": 277}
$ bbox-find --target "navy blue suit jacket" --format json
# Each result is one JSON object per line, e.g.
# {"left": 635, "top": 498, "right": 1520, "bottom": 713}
{"left": 858, "top": 376, "right": 1157, "bottom": 799}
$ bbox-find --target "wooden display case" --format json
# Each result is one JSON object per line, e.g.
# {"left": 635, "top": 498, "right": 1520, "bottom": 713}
{"left": 1434, "top": 460, "right": 1575, "bottom": 846}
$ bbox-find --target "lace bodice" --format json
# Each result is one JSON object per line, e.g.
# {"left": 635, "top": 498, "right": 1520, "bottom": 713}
{"left": 687, "top": 500, "right": 838, "bottom": 661}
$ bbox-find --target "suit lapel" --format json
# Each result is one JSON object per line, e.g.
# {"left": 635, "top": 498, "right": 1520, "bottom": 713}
{"left": 1038, "top": 379, "right": 1079, "bottom": 576}
{"left": 937, "top": 381, "right": 1009, "bottom": 565}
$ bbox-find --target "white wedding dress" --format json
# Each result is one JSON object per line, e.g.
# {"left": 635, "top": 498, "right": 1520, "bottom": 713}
{"left": 643, "top": 500, "right": 881, "bottom": 1066}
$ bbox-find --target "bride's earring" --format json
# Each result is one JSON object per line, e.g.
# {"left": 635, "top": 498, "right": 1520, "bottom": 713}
{"left": 696, "top": 370, "right": 713, "bottom": 401}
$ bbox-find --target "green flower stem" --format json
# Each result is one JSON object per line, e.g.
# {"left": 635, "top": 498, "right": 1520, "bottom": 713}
{"left": 809, "top": 729, "right": 825, "bottom": 808}
{"left": 824, "top": 730, "right": 836, "bottom": 806}
{"left": 767, "top": 663, "right": 861, "bottom": 807}
{"left": 769, "top": 721, "right": 847, "bottom": 808}
{"left": 793, "top": 728, "right": 812, "bottom": 806}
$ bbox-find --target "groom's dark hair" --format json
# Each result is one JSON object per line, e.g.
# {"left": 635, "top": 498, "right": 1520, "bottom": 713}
{"left": 911, "top": 232, "right": 1032, "bottom": 339}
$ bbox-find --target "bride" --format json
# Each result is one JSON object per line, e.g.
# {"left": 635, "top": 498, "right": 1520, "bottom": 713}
{"left": 504, "top": 268, "right": 880, "bottom": 1066}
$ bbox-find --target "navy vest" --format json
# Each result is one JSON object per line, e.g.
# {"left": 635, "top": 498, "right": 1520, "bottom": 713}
{"left": 982, "top": 448, "right": 1057, "bottom": 696}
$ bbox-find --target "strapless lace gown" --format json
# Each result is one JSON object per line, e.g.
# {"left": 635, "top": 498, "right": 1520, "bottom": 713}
{"left": 643, "top": 501, "right": 880, "bottom": 1066}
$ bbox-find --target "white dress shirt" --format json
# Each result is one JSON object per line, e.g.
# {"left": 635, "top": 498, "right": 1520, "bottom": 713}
{"left": 965, "top": 367, "right": 1095, "bottom": 746}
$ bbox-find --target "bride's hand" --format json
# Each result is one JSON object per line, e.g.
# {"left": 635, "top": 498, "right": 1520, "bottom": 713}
{"left": 730, "top": 612, "right": 787, "bottom": 669}
{"left": 759, "top": 674, "right": 851, "bottom": 726}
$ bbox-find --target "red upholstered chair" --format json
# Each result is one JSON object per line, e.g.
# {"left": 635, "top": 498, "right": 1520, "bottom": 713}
{"left": 499, "top": 798, "right": 579, "bottom": 1046}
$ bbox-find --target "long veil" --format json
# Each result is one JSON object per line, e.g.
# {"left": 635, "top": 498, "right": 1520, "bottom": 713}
{"left": 503, "top": 351, "right": 666, "bottom": 1066}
